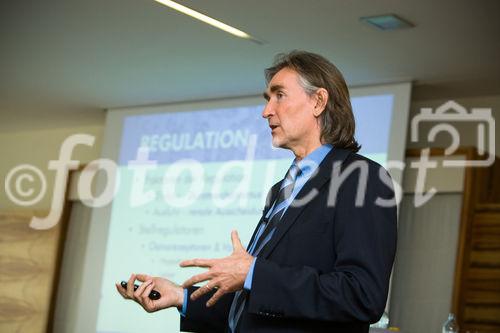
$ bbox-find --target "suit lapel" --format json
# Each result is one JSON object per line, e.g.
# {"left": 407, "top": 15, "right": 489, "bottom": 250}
{"left": 246, "top": 181, "right": 282, "bottom": 251}
{"left": 259, "top": 148, "right": 352, "bottom": 259}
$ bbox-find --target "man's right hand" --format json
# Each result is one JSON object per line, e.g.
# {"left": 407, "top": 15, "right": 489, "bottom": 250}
{"left": 115, "top": 273, "right": 184, "bottom": 313}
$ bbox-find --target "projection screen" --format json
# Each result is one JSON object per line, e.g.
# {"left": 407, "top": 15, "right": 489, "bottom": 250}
{"left": 72, "top": 82, "right": 411, "bottom": 333}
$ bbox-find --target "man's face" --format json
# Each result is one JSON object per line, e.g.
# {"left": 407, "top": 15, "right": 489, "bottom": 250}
{"left": 262, "top": 68, "right": 318, "bottom": 151}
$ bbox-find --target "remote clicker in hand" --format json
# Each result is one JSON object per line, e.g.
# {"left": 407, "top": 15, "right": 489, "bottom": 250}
{"left": 120, "top": 281, "right": 161, "bottom": 300}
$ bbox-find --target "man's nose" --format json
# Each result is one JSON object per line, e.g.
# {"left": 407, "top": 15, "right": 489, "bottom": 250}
{"left": 262, "top": 102, "right": 273, "bottom": 118}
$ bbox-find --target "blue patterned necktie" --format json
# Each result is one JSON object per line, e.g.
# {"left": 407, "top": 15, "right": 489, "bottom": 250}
{"left": 227, "top": 163, "right": 301, "bottom": 332}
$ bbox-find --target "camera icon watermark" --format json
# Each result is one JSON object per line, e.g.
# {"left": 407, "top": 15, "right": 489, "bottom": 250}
{"left": 411, "top": 100, "right": 495, "bottom": 167}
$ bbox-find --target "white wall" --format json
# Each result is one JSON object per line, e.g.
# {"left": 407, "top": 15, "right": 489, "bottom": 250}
{"left": 390, "top": 193, "right": 462, "bottom": 333}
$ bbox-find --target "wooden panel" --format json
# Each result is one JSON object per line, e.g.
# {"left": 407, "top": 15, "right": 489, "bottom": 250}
{"left": 467, "top": 268, "right": 500, "bottom": 280}
{"left": 462, "top": 323, "right": 500, "bottom": 333}
{"left": 467, "top": 279, "right": 500, "bottom": 292}
{"left": 452, "top": 153, "right": 500, "bottom": 333}
{"left": 476, "top": 157, "right": 500, "bottom": 205}
{"left": 474, "top": 214, "right": 500, "bottom": 225}
{"left": 471, "top": 233, "right": 500, "bottom": 251}
{"left": 469, "top": 250, "right": 500, "bottom": 268}
{"left": 464, "top": 304, "right": 500, "bottom": 325}
{"left": 0, "top": 212, "right": 61, "bottom": 333}
{"left": 473, "top": 213, "right": 500, "bottom": 230}
{"left": 466, "top": 288, "right": 500, "bottom": 305}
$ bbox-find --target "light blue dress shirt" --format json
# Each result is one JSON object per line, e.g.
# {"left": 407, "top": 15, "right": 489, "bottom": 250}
{"left": 180, "top": 144, "right": 333, "bottom": 315}
{"left": 244, "top": 144, "right": 333, "bottom": 290}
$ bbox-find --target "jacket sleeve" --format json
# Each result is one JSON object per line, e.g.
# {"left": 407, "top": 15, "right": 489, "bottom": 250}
{"left": 180, "top": 286, "right": 234, "bottom": 332}
{"left": 246, "top": 163, "right": 398, "bottom": 323}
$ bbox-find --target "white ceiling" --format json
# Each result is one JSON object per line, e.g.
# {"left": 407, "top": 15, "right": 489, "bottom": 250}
{"left": 1, "top": 0, "right": 499, "bottom": 131}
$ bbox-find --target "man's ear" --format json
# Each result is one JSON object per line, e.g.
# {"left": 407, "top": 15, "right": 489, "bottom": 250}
{"left": 313, "top": 88, "right": 329, "bottom": 117}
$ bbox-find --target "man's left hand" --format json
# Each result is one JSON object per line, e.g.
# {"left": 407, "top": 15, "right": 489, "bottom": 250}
{"left": 180, "top": 230, "right": 254, "bottom": 307}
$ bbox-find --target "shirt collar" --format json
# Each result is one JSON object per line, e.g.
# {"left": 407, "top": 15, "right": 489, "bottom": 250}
{"left": 294, "top": 144, "right": 333, "bottom": 177}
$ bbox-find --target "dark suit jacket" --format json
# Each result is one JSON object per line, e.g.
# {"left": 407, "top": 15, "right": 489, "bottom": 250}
{"left": 180, "top": 148, "right": 398, "bottom": 333}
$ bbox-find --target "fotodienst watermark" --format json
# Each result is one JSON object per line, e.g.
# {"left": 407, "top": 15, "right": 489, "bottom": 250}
{"left": 3, "top": 100, "right": 495, "bottom": 229}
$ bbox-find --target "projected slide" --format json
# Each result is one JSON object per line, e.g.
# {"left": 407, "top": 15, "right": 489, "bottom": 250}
{"left": 96, "top": 95, "right": 393, "bottom": 333}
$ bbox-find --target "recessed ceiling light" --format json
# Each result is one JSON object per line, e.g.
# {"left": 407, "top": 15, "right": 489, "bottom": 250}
{"left": 360, "top": 14, "right": 414, "bottom": 31}
{"left": 154, "top": 0, "right": 263, "bottom": 44}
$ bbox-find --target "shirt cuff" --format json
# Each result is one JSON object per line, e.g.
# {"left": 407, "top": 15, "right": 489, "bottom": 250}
{"left": 244, "top": 257, "right": 257, "bottom": 290}
{"left": 178, "top": 288, "right": 188, "bottom": 317}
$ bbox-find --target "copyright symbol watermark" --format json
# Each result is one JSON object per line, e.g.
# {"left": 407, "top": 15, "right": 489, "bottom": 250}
{"left": 5, "top": 164, "right": 47, "bottom": 206}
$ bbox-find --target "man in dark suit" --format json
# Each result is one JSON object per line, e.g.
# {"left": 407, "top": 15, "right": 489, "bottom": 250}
{"left": 117, "top": 50, "right": 397, "bottom": 333}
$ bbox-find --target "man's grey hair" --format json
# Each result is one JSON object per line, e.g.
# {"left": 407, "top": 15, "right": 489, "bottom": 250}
{"left": 265, "top": 50, "right": 361, "bottom": 153}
